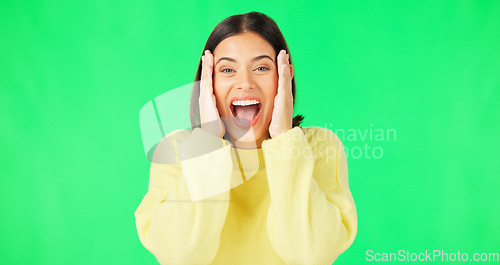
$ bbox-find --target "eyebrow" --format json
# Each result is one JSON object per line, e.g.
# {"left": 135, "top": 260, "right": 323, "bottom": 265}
{"left": 215, "top": 55, "right": 274, "bottom": 67}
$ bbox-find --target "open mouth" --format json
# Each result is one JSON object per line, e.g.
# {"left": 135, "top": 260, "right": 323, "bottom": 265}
{"left": 230, "top": 98, "right": 262, "bottom": 127}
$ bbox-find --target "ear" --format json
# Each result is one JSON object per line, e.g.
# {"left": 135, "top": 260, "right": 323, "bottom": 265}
{"left": 289, "top": 64, "right": 294, "bottom": 80}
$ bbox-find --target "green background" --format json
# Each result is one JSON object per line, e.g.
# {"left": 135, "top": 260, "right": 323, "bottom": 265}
{"left": 1, "top": 0, "right": 499, "bottom": 264}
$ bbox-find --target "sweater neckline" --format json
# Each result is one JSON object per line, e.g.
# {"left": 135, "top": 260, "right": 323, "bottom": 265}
{"left": 230, "top": 147, "right": 265, "bottom": 171}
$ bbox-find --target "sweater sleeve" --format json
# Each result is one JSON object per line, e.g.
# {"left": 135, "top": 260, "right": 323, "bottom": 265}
{"left": 134, "top": 128, "right": 233, "bottom": 265}
{"left": 262, "top": 127, "right": 357, "bottom": 265}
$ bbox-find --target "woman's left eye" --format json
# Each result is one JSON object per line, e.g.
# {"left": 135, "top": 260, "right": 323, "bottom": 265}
{"left": 255, "top": 66, "right": 269, "bottom": 72}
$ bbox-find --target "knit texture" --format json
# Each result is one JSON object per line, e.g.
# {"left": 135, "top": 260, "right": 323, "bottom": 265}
{"left": 135, "top": 126, "right": 357, "bottom": 265}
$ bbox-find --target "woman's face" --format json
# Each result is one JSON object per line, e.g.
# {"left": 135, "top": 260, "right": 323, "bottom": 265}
{"left": 212, "top": 32, "right": 278, "bottom": 148}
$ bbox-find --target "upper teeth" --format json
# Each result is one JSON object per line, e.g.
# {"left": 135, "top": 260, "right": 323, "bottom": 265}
{"left": 232, "top": 100, "right": 260, "bottom": 106}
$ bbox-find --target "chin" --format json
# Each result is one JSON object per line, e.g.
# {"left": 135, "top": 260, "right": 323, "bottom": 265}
{"left": 224, "top": 122, "right": 269, "bottom": 149}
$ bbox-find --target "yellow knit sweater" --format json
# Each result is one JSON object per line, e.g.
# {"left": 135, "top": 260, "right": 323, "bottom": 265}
{"left": 135, "top": 126, "right": 357, "bottom": 265}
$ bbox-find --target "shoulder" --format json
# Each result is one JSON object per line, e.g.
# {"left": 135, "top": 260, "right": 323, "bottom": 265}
{"left": 157, "top": 129, "right": 193, "bottom": 149}
{"left": 299, "top": 126, "right": 345, "bottom": 153}
{"left": 164, "top": 128, "right": 192, "bottom": 141}
{"left": 152, "top": 129, "right": 193, "bottom": 164}
{"left": 299, "top": 126, "right": 342, "bottom": 144}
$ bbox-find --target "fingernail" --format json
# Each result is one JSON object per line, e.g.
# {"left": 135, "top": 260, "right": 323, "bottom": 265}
{"left": 201, "top": 55, "right": 205, "bottom": 63}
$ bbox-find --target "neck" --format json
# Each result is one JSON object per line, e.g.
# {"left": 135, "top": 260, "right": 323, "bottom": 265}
{"left": 227, "top": 131, "right": 270, "bottom": 149}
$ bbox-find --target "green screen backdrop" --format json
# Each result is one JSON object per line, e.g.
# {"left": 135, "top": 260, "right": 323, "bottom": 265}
{"left": 1, "top": 0, "right": 499, "bottom": 264}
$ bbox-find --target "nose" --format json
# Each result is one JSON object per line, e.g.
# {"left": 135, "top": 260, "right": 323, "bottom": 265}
{"left": 235, "top": 69, "right": 254, "bottom": 90}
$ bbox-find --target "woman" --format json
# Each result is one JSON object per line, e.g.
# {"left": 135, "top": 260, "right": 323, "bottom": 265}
{"left": 135, "top": 11, "right": 357, "bottom": 265}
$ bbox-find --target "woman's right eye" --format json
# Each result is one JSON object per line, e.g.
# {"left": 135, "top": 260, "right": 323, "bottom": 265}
{"left": 220, "top": 68, "right": 234, "bottom": 73}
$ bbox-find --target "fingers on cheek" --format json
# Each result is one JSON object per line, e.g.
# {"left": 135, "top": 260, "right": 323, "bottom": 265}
{"left": 207, "top": 52, "right": 213, "bottom": 66}
{"left": 279, "top": 64, "right": 291, "bottom": 78}
{"left": 201, "top": 58, "right": 206, "bottom": 76}
{"left": 280, "top": 64, "right": 287, "bottom": 76}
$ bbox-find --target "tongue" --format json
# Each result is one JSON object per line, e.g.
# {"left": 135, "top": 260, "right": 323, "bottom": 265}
{"left": 234, "top": 105, "right": 259, "bottom": 121}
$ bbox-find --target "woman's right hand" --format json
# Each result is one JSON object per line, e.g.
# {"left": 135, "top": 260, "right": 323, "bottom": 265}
{"left": 199, "top": 50, "right": 226, "bottom": 138}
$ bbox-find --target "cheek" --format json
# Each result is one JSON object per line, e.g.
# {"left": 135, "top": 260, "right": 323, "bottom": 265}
{"left": 213, "top": 78, "right": 231, "bottom": 112}
{"left": 261, "top": 75, "right": 278, "bottom": 105}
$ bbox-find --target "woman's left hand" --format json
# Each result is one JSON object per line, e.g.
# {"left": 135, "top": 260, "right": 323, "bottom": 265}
{"left": 269, "top": 49, "right": 294, "bottom": 139}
